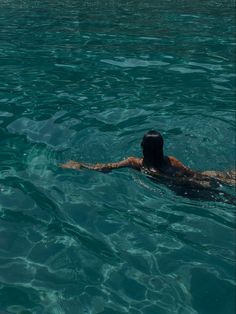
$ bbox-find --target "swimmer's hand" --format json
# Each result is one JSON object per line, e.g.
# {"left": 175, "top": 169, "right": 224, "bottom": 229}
{"left": 59, "top": 161, "right": 82, "bottom": 170}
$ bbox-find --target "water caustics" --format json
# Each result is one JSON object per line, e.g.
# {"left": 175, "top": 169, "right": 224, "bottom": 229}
{"left": 0, "top": 1, "right": 235, "bottom": 314}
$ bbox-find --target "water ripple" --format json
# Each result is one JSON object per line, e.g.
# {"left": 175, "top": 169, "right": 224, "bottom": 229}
{"left": 101, "top": 58, "right": 169, "bottom": 68}
{"left": 0, "top": 0, "right": 235, "bottom": 313}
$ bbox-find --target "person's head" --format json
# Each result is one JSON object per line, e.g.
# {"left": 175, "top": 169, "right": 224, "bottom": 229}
{"left": 141, "top": 130, "right": 164, "bottom": 167}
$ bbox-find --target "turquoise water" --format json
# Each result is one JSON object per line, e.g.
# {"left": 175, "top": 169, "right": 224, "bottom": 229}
{"left": 0, "top": 0, "right": 235, "bottom": 313}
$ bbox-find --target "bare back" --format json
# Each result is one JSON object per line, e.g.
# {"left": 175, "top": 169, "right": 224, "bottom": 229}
{"left": 141, "top": 156, "right": 236, "bottom": 189}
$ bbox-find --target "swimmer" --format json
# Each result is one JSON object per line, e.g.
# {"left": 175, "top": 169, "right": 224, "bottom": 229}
{"left": 60, "top": 130, "right": 236, "bottom": 189}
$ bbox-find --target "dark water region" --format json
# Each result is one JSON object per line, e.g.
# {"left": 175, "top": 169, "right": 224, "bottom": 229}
{"left": 0, "top": 0, "right": 235, "bottom": 313}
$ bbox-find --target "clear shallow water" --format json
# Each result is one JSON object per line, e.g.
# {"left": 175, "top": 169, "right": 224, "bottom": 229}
{"left": 0, "top": 0, "right": 235, "bottom": 313}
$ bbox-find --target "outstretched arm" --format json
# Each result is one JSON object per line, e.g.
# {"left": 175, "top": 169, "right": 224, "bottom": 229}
{"left": 59, "top": 157, "right": 142, "bottom": 172}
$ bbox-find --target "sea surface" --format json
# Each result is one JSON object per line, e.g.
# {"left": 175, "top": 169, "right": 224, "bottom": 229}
{"left": 0, "top": 1, "right": 235, "bottom": 313}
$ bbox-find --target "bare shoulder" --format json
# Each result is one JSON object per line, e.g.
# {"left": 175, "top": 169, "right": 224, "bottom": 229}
{"left": 127, "top": 157, "right": 143, "bottom": 169}
{"left": 167, "top": 156, "right": 185, "bottom": 167}
{"left": 167, "top": 156, "right": 194, "bottom": 176}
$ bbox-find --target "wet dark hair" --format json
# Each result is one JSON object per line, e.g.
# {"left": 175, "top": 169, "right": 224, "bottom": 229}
{"left": 141, "top": 130, "right": 164, "bottom": 168}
